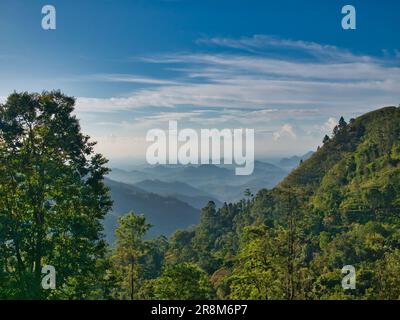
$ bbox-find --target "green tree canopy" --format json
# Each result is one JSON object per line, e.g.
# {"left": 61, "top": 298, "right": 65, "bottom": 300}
{"left": 0, "top": 91, "right": 112, "bottom": 299}
{"left": 152, "top": 263, "right": 213, "bottom": 300}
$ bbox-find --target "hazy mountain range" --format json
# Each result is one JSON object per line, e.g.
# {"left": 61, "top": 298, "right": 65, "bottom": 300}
{"left": 103, "top": 152, "right": 313, "bottom": 243}
{"left": 104, "top": 178, "right": 200, "bottom": 244}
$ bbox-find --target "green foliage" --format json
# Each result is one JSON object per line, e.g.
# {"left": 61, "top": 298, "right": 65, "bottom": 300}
{"left": 162, "top": 107, "right": 400, "bottom": 300}
{"left": 375, "top": 249, "right": 400, "bottom": 299}
{"left": 1, "top": 94, "right": 399, "bottom": 301}
{"left": 0, "top": 91, "right": 112, "bottom": 299}
{"left": 150, "top": 263, "right": 213, "bottom": 300}
{"left": 110, "top": 212, "right": 151, "bottom": 300}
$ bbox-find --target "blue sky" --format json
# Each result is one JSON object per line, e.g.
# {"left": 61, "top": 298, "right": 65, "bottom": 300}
{"left": 0, "top": 0, "right": 399, "bottom": 161}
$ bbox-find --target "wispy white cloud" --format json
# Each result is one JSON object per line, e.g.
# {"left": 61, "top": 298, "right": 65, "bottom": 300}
{"left": 273, "top": 124, "right": 297, "bottom": 141}
{"left": 146, "top": 53, "right": 400, "bottom": 82}
{"left": 74, "top": 34, "right": 400, "bottom": 157}
{"left": 322, "top": 117, "right": 339, "bottom": 134}
{"left": 82, "top": 73, "right": 179, "bottom": 85}
{"left": 76, "top": 35, "right": 400, "bottom": 114}
{"left": 195, "top": 34, "right": 375, "bottom": 62}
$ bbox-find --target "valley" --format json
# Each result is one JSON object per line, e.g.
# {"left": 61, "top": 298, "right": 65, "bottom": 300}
{"left": 104, "top": 153, "right": 313, "bottom": 243}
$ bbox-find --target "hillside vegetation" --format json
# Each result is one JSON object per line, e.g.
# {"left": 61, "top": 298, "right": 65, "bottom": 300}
{"left": 1, "top": 92, "right": 399, "bottom": 300}
{"left": 138, "top": 106, "right": 400, "bottom": 300}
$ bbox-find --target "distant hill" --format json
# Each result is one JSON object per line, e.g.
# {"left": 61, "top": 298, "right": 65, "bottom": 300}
{"left": 109, "top": 160, "right": 288, "bottom": 203}
{"left": 192, "top": 161, "right": 288, "bottom": 202}
{"left": 134, "top": 179, "right": 222, "bottom": 209}
{"left": 107, "top": 168, "right": 149, "bottom": 184}
{"left": 104, "top": 159, "right": 291, "bottom": 242}
{"left": 278, "top": 151, "right": 314, "bottom": 170}
{"left": 135, "top": 179, "right": 213, "bottom": 198}
{"left": 103, "top": 178, "right": 199, "bottom": 244}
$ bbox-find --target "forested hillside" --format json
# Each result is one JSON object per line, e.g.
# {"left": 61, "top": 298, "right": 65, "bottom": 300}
{"left": 122, "top": 106, "right": 400, "bottom": 300}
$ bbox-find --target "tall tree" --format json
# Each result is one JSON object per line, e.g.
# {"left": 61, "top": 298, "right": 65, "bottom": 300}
{"left": 112, "top": 212, "right": 151, "bottom": 300}
{"left": 0, "top": 91, "right": 112, "bottom": 299}
{"left": 274, "top": 186, "right": 310, "bottom": 300}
